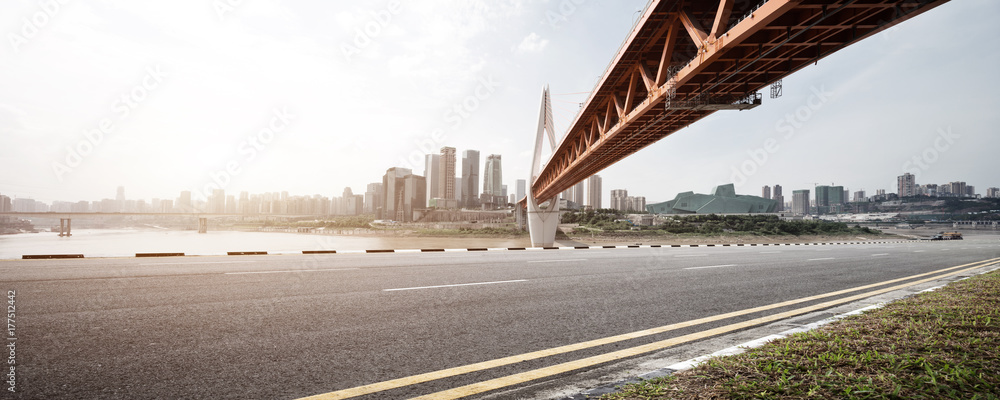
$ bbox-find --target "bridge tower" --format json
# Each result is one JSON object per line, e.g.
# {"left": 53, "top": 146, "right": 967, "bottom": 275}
{"left": 527, "top": 86, "right": 561, "bottom": 247}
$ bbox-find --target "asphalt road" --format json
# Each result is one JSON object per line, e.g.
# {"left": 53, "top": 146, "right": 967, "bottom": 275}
{"left": 2, "top": 234, "right": 999, "bottom": 399}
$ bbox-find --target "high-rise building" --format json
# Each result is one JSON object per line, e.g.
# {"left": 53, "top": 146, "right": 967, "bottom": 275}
{"left": 380, "top": 167, "right": 424, "bottom": 222}
{"left": 225, "top": 195, "right": 236, "bottom": 213}
{"left": 343, "top": 188, "right": 364, "bottom": 216}
{"left": 815, "top": 185, "right": 844, "bottom": 214}
{"left": 515, "top": 179, "right": 526, "bottom": 204}
{"left": 424, "top": 154, "right": 440, "bottom": 207}
{"left": 481, "top": 154, "right": 503, "bottom": 208}
{"left": 773, "top": 184, "right": 784, "bottom": 212}
{"left": 792, "top": 189, "right": 810, "bottom": 215}
{"left": 160, "top": 200, "right": 173, "bottom": 213}
{"left": 897, "top": 173, "right": 916, "bottom": 197}
{"left": 439, "top": 147, "right": 456, "bottom": 202}
{"left": 587, "top": 175, "right": 602, "bottom": 209}
{"left": 629, "top": 196, "right": 646, "bottom": 212}
{"left": 853, "top": 190, "right": 867, "bottom": 203}
{"left": 987, "top": 187, "right": 999, "bottom": 198}
{"left": 572, "top": 182, "right": 584, "bottom": 206}
{"left": 178, "top": 191, "right": 192, "bottom": 212}
{"left": 919, "top": 184, "right": 938, "bottom": 197}
{"left": 0, "top": 195, "right": 11, "bottom": 212}
{"left": 381, "top": 167, "right": 410, "bottom": 220}
{"left": 403, "top": 174, "right": 426, "bottom": 220}
{"left": 762, "top": 186, "right": 771, "bottom": 200}
{"left": 13, "top": 198, "right": 36, "bottom": 213}
{"left": 610, "top": 189, "right": 628, "bottom": 211}
{"left": 116, "top": 186, "right": 125, "bottom": 209}
{"left": 365, "top": 182, "right": 383, "bottom": 214}
{"left": 454, "top": 177, "right": 462, "bottom": 202}
{"left": 945, "top": 181, "right": 968, "bottom": 198}
{"left": 211, "top": 189, "right": 225, "bottom": 213}
{"left": 461, "top": 150, "right": 480, "bottom": 208}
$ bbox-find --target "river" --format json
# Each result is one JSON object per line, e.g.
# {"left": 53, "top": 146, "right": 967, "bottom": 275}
{"left": 0, "top": 229, "right": 532, "bottom": 259}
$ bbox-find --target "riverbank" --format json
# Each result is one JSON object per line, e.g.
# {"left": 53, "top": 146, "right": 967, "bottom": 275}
{"left": 246, "top": 225, "right": 902, "bottom": 246}
{"left": 563, "top": 232, "right": 900, "bottom": 246}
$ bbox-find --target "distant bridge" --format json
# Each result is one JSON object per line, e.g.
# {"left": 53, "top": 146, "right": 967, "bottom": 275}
{"left": 0, "top": 212, "right": 330, "bottom": 219}
{"left": 0, "top": 212, "right": 332, "bottom": 235}
{"left": 525, "top": 0, "right": 951, "bottom": 246}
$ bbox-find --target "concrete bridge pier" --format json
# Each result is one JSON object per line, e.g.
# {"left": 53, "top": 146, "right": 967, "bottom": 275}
{"left": 527, "top": 86, "right": 561, "bottom": 247}
{"left": 58, "top": 218, "right": 72, "bottom": 237}
{"left": 198, "top": 218, "right": 208, "bottom": 234}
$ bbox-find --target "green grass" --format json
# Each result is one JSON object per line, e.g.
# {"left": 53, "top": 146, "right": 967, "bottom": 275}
{"left": 602, "top": 270, "right": 1000, "bottom": 400}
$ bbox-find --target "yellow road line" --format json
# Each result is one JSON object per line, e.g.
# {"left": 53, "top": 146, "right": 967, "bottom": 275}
{"left": 412, "top": 259, "right": 1000, "bottom": 399}
{"left": 298, "top": 258, "right": 1000, "bottom": 400}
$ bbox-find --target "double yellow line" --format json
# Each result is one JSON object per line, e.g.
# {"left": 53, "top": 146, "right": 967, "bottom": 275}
{"left": 300, "top": 257, "right": 1000, "bottom": 400}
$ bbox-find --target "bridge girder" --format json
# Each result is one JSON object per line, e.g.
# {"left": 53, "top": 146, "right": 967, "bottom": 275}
{"left": 532, "top": 0, "right": 950, "bottom": 202}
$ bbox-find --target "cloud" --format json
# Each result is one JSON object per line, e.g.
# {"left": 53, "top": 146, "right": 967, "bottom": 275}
{"left": 516, "top": 32, "right": 548, "bottom": 53}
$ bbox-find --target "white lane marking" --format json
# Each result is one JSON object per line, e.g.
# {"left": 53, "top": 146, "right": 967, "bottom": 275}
{"left": 527, "top": 259, "right": 587, "bottom": 264}
{"left": 684, "top": 264, "right": 736, "bottom": 270}
{"left": 872, "top": 253, "right": 890, "bottom": 257}
{"left": 384, "top": 279, "right": 528, "bottom": 292}
{"left": 224, "top": 268, "right": 358, "bottom": 275}
{"left": 914, "top": 250, "right": 926, "bottom": 253}
{"left": 140, "top": 261, "right": 259, "bottom": 266}
{"left": 759, "top": 251, "right": 782, "bottom": 254}
{"left": 807, "top": 258, "right": 836, "bottom": 261}
{"left": 674, "top": 254, "right": 708, "bottom": 258}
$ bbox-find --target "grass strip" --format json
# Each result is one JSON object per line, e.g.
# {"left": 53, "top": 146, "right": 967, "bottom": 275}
{"left": 604, "top": 270, "right": 1000, "bottom": 400}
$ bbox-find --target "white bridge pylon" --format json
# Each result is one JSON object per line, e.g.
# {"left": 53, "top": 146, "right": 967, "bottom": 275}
{"left": 527, "top": 86, "right": 561, "bottom": 247}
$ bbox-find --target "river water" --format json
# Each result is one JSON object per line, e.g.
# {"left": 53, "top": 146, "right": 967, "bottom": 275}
{"left": 0, "top": 229, "right": 532, "bottom": 259}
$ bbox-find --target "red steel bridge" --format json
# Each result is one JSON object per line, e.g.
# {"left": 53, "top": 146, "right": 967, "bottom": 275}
{"left": 525, "top": 0, "right": 951, "bottom": 246}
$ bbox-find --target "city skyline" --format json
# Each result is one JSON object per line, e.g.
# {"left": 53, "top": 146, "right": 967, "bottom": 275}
{"left": 1, "top": 1, "right": 998, "bottom": 207}
{"left": 4, "top": 167, "right": 997, "bottom": 214}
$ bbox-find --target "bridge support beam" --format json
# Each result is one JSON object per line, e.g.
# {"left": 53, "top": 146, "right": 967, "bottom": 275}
{"left": 527, "top": 86, "right": 561, "bottom": 248}
{"left": 198, "top": 218, "right": 208, "bottom": 234}
{"left": 58, "top": 218, "right": 72, "bottom": 237}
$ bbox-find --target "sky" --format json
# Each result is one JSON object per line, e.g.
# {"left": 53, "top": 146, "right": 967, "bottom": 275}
{"left": 1, "top": 0, "right": 998, "bottom": 206}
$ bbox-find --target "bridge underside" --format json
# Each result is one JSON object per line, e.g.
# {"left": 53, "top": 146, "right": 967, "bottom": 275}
{"left": 532, "top": 0, "right": 949, "bottom": 201}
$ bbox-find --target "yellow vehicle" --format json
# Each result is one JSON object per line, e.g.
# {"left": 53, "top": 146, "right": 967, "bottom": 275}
{"left": 941, "top": 232, "right": 963, "bottom": 240}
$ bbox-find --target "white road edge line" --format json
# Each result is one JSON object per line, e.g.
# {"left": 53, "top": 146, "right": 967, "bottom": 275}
{"left": 224, "top": 268, "right": 359, "bottom": 275}
{"left": 384, "top": 279, "right": 528, "bottom": 292}
{"left": 807, "top": 258, "right": 836, "bottom": 261}
{"left": 526, "top": 259, "right": 587, "bottom": 264}
{"left": 665, "top": 263, "right": 1000, "bottom": 373}
{"left": 872, "top": 253, "right": 890, "bottom": 257}
{"left": 684, "top": 264, "right": 736, "bottom": 270}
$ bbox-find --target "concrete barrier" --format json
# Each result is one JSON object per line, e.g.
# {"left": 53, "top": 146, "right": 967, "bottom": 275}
{"left": 22, "top": 254, "right": 84, "bottom": 259}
